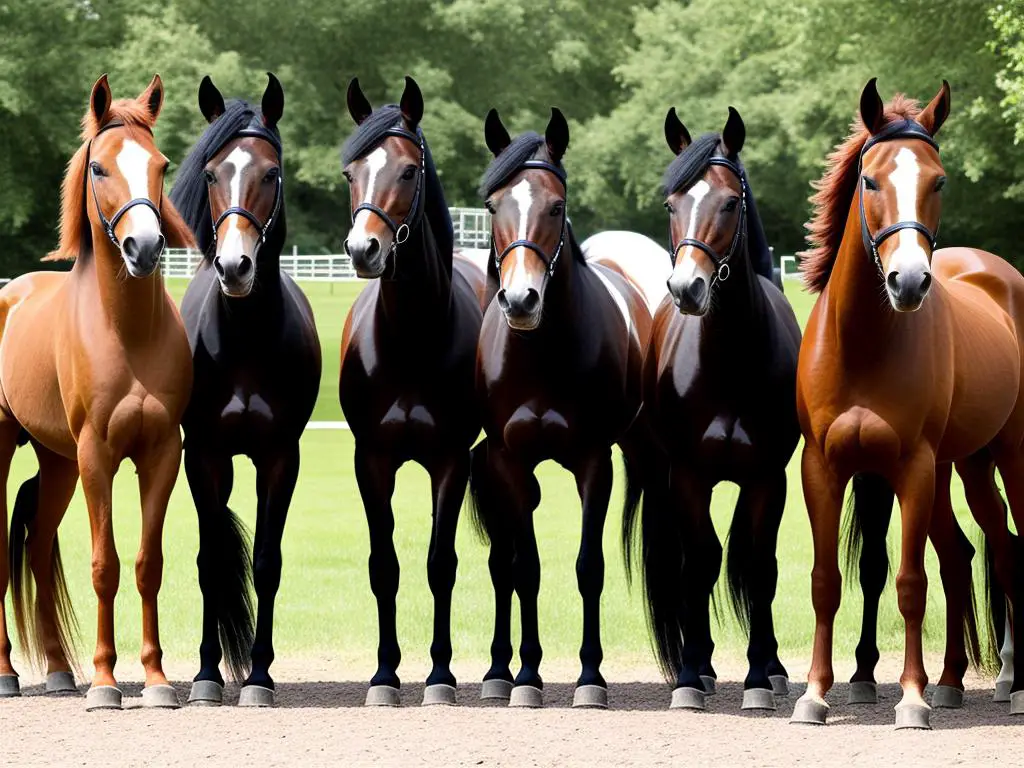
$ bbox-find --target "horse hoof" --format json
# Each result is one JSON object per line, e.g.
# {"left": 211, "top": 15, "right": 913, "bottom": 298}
{"left": 895, "top": 701, "right": 931, "bottom": 730}
{"left": 142, "top": 684, "right": 180, "bottom": 709}
{"left": 364, "top": 685, "right": 400, "bottom": 707}
{"left": 422, "top": 684, "right": 456, "bottom": 706}
{"left": 770, "top": 675, "right": 790, "bottom": 697}
{"left": 188, "top": 680, "right": 224, "bottom": 706}
{"left": 670, "top": 686, "right": 706, "bottom": 710}
{"left": 509, "top": 685, "right": 543, "bottom": 708}
{"left": 994, "top": 681, "right": 1012, "bottom": 703}
{"left": 848, "top": 681, "right": 878, "bottom": 705}
{"left": 480, "top": 679, "right": 513, "bottom": 701}
{"left": 931, "top": 685, "right": 964, "bottom": 709}
{"left": 572, "top": 684, "right": 608, "bottom": 709}
{"left": 1010, "top": 691, "right": 1024, "bottom": 715}
{"left": 0, "top": 674, "right": 19, "bottom": 698}
{"left": 45, "top": 671, "right": 78, "bottom": 694}
{"left": 238, "top": 685, "right": 275, "bottom": 708}
{"left": 700, "top": 675, "right": 717, "bottom": 695}
{"left": 790, "top": 693, "right": 828, "bottom": 725}
{"left": 86, "top": 685, "right": 123, "bottom": 712}
{"left": 742, "top": 688, "right": 777, "bottom": 711}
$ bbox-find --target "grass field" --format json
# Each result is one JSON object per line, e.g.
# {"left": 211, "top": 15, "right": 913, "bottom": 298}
{"left": 3, "top": 276, "right": 996, "bottom": 684}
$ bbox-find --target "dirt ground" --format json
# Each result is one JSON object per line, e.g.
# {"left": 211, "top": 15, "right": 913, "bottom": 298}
{"left": 1, "top": 654, "right": 1021, "bottom": 767}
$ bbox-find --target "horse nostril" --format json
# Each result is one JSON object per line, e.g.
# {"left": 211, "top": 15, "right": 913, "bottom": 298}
{"left": 343, "top": 239, "right": 352, "bottom": 256}
{"left": 154, "top": 234, "right": 166, "bottom": 258}
{"left": 919, "top": 271, "right": 932, "bottom": 295}
{"left": 496, "top": 289, "right": 510, "bottom": 313}
{"left": 886, "top": 270, "right": 900, "bottom": 294}
{"left": 365, "top": 237, "right": 380, "bottom": 258}
{"left": 123, "top": 236, "right": 139, "bottom": 260}
{"left": 237, "top": 255, "right": 253, "bottom": 277}
{"left": 213, "top": 258, "right": 225, "bottom": 277}
{"left": 521, "top": 288, "right": 540, "bottom": 314}
{"left": 689, "top": 277, "right": 707, "bottom": 304}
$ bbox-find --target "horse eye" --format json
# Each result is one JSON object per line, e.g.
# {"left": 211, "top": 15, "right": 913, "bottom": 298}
{"left": 401, "top": 166, "right": 416, "bottom": 181}
{"left": 935, "top": 176, "right": 947, "bottom": 192}
{"left": 550, "top": 202, "right": 564, "bottom": 217}
{"left": 342, "top": 170, "right": 352, "bottom": 183}
{"left": 723, "top": 198, "right": 738, "bottom": 213}
{"left": 863, "top": 176, "right": 879, "bottom": 192}
{"left": 663, "top": 201, "right": 674, "bottom": 213}
{"left": 263, "top": 167, "right": 280, "bottom": 183}
{"left": 485, "top": 200, "right": 496, "bottom": 215}
{"left": 90, "top": 162, "right": 107, "bottom": 178}
{"left": 203, "top": 170, "right": 216, "bottom": 185}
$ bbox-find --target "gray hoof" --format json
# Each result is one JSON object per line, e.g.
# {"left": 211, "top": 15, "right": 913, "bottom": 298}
{"left": 670, "top": 686, "right": 706, "bottom": 711}
{"left": 742, "top": 688, "right": 777, "bottom": 711}
{"left": 45, "top": 671, "right": 78, "bottom": 694}
{"left": 422, "top": 684, "right": 456, "bottom": 706}
{"left": 86, "top": 685, "right": 123, "bottom": 712}
{"left": 238, "top": 685, "right": 275, "bottom": 708}
{"left": 931, "top": 685, "right": 964, "bottom": 709}
{"left": 848, "top": 680, "right": 878, "bottom": 705}
{"left": 142, "top": 684, "right": 180, "bottom": 709}
{"left": 364, "top": 685, "right": 400, "bottom": 707}
{"left": 509, "top": 685, "right": 543, "bottom": 708}
{"left": 700, "top": 675, "right": 717, "bottom": 695}
{"left": 994, "top": 680, "right": 1012, "bottom": 703}
{"left": 572, "top": 684, "right": 608, "bottom": 709}
{"left": 1010, "top": 690, "right": 1024, "bottom": 715}
{"left": 895, "top": 701, "right": 931, "bottom": 730}
{"left": 770, "top": 675, "right": 790, "bottom": 697}
{"left": 480, "top": 679, "right": 513, "bottom": 701}
{"left": 188, "top": 680, "right": 224, "bottom": 706}
{"left": 790, "top": 693, "right": 828, "bottom": 725}
{"left": 0, "top": 674, "right": 20, "bottom": 698}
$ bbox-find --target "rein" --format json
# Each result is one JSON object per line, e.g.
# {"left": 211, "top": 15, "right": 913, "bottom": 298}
{"left": 493, "top": 160, "right": 568, "bottom": 276}
{"left": 88, "top": 120, "right": 162, "bottom": 249}
{"left": 211, "top": 129, "right": 284, "bottom": 251}
{"left": 858, "top": 119, "right": 940, "bottom": 276}
{"left": 670, "top": 156, "right": 747, "bottom": 288}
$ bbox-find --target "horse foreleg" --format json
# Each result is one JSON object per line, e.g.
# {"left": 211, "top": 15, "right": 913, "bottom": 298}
{"left": 0, "top": 419, "right": 20, "bottom": 694}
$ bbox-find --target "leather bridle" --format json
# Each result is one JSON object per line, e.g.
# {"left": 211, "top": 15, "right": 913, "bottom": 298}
{"left": 210, "top": 129, "right": 284, "bottom": 249}
{"left": 493, "top": 160, "right": 568, "bottom": 276}
{"left": 88, "top": 120, "right": 162, "bottom": 249}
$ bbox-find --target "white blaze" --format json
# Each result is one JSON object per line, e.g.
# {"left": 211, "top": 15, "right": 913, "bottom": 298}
{"left": 349, "top": 147, "right": 389, "bottom": 240}
{"left": 886, "top": 147, "right": 929, "bottom": 275}
{"left": 220, "top": 146, "right": 254, "bottom": 262}
{"left": 670, "top": 180, "right": 713, "bottom": 285}
{"left": 506, "top": 178, "right": 534, "bottom": 294}
{"left": 115, "top": 139, "right": 159, "bottom": 235}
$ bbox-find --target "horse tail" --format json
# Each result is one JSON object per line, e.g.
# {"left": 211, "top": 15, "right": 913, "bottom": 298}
{"left": 468, "top": 440, "right": 499, "bottom": 545}
{"left": 841, "top": 473, "right": 892, "bottom": 585}
{"left": 724, "top": 496, "right": 754, "bottom": 635}
{"left": 948, "top": 513, "right": 985, "bottom": 671}
{"left": 981, "top": 498, "right": 1011, "bottom": 673}
{"left": 198, "top": 505, "right": 255, "bottom": 681}
{"left": 620, "top": 444, "right": 645, "bottom": 584}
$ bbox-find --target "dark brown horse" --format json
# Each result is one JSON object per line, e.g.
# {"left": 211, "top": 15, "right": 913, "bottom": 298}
{"left": 468, "top": 108, "right": 653, "bottom": 709}
{"left": 793, "top": 79, "right": 1024, "bottom": 729}
{"left": 338, "top": 77, "right": 486, "bottom": 707}
{"left": 623, "top": 107, "right": 801, "bottom": 712}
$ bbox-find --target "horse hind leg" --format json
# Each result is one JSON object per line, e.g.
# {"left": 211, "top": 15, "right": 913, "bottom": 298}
{"left": 988, "top": 450, "right": 1024, "bottom": 714}
{"left": 0, "top": 418, "right": 22, "bottom": 695}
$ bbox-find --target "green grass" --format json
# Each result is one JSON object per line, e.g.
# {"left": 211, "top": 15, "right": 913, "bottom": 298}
{"left": 4, "top": 278, "right": 993, "bottom": 681}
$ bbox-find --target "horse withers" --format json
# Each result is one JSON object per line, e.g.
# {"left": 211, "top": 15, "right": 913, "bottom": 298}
{"left": 0, "top": 75, "right": 194, "bottom": 710}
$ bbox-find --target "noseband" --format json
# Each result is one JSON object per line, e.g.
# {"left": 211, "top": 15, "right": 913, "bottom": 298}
{"left": 493, "top": 160, "right": 568, "bottom": 276}
{"left": 88, "top": 120, "right": 162, "bottom": 249}
{"left": 211, "top": 130, "right": 284, "bottom": 250}
{"left": 670, "top": 156, "right": 747, "bottom": 287}
{"left": 858, "top": 119, "right": 940, "bottom": 276}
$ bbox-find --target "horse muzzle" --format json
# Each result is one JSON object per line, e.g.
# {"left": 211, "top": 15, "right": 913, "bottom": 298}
{"left": 885, "top": 264, "right": 933, "bottom": 312}
{"left": 121, "top": 232, "right": 165, "bottom": 278}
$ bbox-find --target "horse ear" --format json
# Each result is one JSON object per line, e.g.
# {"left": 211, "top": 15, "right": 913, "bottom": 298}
{"left": 400, "top": 75, "right": 423, "bottom": 129}
{"left": 347, "top": 78, "right": 372, "bottom": 126}
{"left": 139, "top": 74, "right": 164, "bottom": 121}
{"left": 198, "top": 75, "right": 226, "bottom": 124}
{"left": 262, "top": 72, "right": 285, "bottom": 128}
{"left": 484, "top": 108, "right": 511, "bottom": 157}
{"left": 919, "top": 79, "right": 951, "bottom": 136}
{"left": 545, "top": 107, "right": 569, "bottom": 164}
{"left": 664, "top": 107, "right": 691, "bottom": 155}
{"left": 860, "top": 77, "right": 886, "bottom": 134}
{"left": 722, "top": 106, "right": 745, "bottom": 156}
{"left": 90, "top": 74, "right": 112, "bottom": 126}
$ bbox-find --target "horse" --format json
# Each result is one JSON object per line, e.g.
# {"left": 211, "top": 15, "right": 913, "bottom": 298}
{"left": 170, "top": 74, "right": 322, "bottom": 708}
{"left": 467, "top": 107, "right": 653, "bottom": 709}
{"left": 791, "top": 78, "right": 1024, "bottom": 729}
{"left": 0, "top": 75, "right": 194, "bottom": 710}
{"left": 338, "top": 76, "right": 486, "bottom": 707}
{"left": 621, "top": 107, "right": 801, "bottom": 712}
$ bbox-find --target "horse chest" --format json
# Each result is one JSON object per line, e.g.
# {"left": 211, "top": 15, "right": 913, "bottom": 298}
{"left": 499, "top": 403, "right": 574, "bottom": 458}
{"left": 219, "top": 387, "right": 275, "bottom": 432}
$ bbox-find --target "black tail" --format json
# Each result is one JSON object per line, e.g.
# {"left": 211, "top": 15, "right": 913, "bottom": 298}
{"left": 620, "top": 446, "right": 645, "bottom": 585}
{"left": 949, "top": 513, "right": 986, "bottom": 671}
{"left": 198, "top": 506, "right": 255, "bottom": 681}
{"left": 724, "top": 498, "right": 754, "bottom": 635}
{"left": 841, "top": 473, "right": 894, "bottom": 584}
{"left": 982, "top": 500, "right": 1013, "bottom": 673}
{"left": 9, "top": 471, "right": 79, "bottom": 670}
{"left": 468, "top": 440, "right": 502, "bottom": 545}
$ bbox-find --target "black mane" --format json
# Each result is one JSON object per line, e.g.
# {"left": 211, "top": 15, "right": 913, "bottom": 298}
{"left": 170, "top": 100, "right": 284, "bottom": 261}
{"left": 478, "top": 132, "right": 545, "bottom": 198}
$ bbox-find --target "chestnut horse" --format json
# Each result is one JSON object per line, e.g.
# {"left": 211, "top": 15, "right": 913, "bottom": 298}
{"left": 468, "top": 108, "right": 652, "bottom": 709}
{"left": 624, "top": 107, "right": 801, "bottom": 712}
{"left": 792, "top": 79, "right": 1023, "bottom": 729}
{"left": 171, "top": 75, "right": 321, "bottom": 708}
{"left": 0, "top": 75, "right": 194, "bottom": 709}
{"left": 339, "top": 77, "right": 486, "bottom": 707}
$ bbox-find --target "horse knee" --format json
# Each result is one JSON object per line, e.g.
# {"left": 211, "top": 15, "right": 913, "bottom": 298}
{"left": 427, "top": 551, "right": 457, "bottom": 594}
{"left": 91, "top": 556, "right": 120, "bottom": 599}
{"left": 811, "top": 564, "right": 841, "bottom": 617}
{"left": 896, "top": 569, "right": 927, "bottom": 621}
{"left": 135, "top": 551, "right": 164, "bottom": 597}
{"left": 253, "top": 551, "right": 283, "bottom": 597}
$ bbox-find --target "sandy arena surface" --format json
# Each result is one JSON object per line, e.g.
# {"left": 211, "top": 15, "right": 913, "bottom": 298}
{"left": 1, "top": 654, "right": 1021, "bottom": 766}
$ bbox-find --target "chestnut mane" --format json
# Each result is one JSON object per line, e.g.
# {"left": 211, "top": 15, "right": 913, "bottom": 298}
{"left": 799, "top": 95, "right": 923, "bottom": 292}
{"left": 46, "top": 98, "right": 194, "bottom": 261}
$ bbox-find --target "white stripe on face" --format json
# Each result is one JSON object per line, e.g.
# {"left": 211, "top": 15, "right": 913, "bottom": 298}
{"left": 350, "top": 147, "right": 389, "bottom": 237}
{"left": 886, "top": 147, "right": 929, "bottom": 274}
{"left": 115, "top": 139, "right": 159, "bottom": 234}
{"left": 221, "top": 146, "right": 254, "bottom": 258}
{"left": 670, "top": 180, "right": 714, "bottom": 285}
{"left": 506, "top": 178, "right": 534, "bottom": 293}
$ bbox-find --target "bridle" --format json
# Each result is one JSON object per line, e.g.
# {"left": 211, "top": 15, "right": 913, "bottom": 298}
{"left": 858, "top": 118, "right": 940, "bottom": 276}
{"left": 211, "top": 129, "right": 284, "bottom": 250}
{"left": 670, "top": 156, "right": 747, "bottom": 287}
{"left": 493, "top": 160, "right": 568, "bottom": 276}
{"left": 88, "top": 120, "right": 162, "bottom": 249}
{"left": 349, "top": 124, "right": 426, "bottom": 265}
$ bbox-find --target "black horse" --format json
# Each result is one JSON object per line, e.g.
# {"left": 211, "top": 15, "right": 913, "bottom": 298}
{"left": 170, "top": 74, "right": 321, "bottom": 707}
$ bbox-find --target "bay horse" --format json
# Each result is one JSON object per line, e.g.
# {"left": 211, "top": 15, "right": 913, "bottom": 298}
{"left": 339, "top": 76, "right": 486, "bottom": 707}
{"left": 792, "top": 78, "right": 1024, "bottom": 729}
{"left": 468, "top": 108, "right": 652, "bottom": 709}
{"left": 170, "top": 74, "right": 321, "bottom": 708}
{"left": 0, "top": 75, "right": 194, "bottom": 709}
{"left": 623, "top": 107, "right": 801, "bottom": 712}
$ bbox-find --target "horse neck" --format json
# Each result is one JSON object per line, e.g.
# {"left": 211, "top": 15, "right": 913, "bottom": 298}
{"left": 700, "top": 247, "right": 766, "bottom": 343}
{"left": 378, "top": 220, "right": 453, "bottom": 328}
